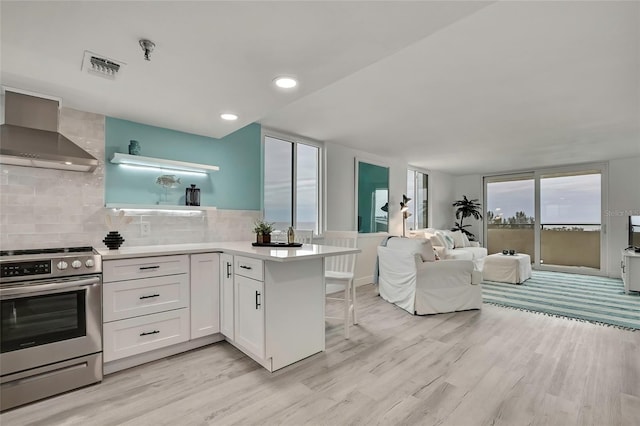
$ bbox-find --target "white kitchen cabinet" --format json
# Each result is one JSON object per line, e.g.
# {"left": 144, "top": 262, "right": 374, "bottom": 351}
{"left": 622, "top": 249, "right": 640, "bottom": 294}
{"left": 220, "top": 253, "right": 235, "bottom": 340}
{"left": 190, "top": 253, "right": 220, "bottom": 339}
{"left": 230, "top": 257, "right": 325, "bottom": 372}
{"left": 99, "top": 242, "right": 359, "bottom": 374}
{"left": 234, "top": 274, "right": 265, "bottom": 360}
{"left": 103, "top": 255, "right": 191, "bottom": 363}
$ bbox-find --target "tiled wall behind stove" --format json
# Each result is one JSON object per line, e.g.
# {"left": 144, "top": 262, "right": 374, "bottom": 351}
{"left": 0, "top": 107, "right": 259, "bottom": 250}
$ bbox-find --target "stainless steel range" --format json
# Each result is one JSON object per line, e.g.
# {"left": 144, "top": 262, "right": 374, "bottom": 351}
{"left": 0, "top": 247, "right": 102, "bottom": 411}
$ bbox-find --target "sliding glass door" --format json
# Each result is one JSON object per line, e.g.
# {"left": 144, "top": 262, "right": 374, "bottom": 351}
{"left": 539, "top": 170, "right": 602, "bottom": 270}
{"left": 485, "top": 164, "right": 606, "bottom": 275}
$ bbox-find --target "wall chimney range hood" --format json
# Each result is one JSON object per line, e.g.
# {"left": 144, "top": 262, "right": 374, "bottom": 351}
{"left": 0, "top": 90, "right": 98, "bottom": 172}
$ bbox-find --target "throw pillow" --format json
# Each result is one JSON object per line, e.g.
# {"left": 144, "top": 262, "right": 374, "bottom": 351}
{"left": 462, "top": 233, "right": 471, "bottom": 247}
{"left": 451, "top": 231, "right": 466, "bottom": 249}
{"left": 436, "top": 231, "right": 455, "bottom": 250}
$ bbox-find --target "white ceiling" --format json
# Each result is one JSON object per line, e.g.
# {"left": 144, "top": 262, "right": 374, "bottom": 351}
{"left": 2, "top": 1, "right": 638, "bottom": 175}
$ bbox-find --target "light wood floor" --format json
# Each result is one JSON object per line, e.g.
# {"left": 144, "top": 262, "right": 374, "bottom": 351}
{"left": 3, "top": 284, "right": 640, "bottom": 426}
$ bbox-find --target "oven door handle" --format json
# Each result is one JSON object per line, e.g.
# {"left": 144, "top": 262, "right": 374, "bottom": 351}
{"left": 0, "top": 276, "right": 101, "bottom": 298}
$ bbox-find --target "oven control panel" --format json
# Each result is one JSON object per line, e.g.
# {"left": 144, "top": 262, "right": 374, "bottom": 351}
{"left": 0, "top": 254, "right": 101, "bottom": 282}
{"left": 1, "top": 260, "right": 52, "bottom": 278}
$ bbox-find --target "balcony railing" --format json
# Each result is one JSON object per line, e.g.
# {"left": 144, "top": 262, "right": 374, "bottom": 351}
{"left": 487, "top": 223, "right": 600, "bottom": 269}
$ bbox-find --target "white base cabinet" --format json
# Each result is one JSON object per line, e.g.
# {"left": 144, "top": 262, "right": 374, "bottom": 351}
{"left": 103, "top": 253, "right": 223, "bottom": 372}
{"left": 224, "top": 255, "right": 325, "bottom": 372}
{"left": 99, "top": 244, "right": 351, "bottom": 374}
{"left": 622, "top": 249, "right": 640, "bottom": 294}
{"left": 190, "top": 253, "right": 220, "bottom": 339}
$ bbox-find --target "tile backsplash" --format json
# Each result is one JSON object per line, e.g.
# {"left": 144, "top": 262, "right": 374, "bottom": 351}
{"left": 0, "top": 107, "right": 259, "bottom": 250}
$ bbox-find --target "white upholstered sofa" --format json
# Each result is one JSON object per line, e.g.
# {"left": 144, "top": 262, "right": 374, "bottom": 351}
{"left": 409, "top": 228, "right": 487, "bottom": 270}
{"left": 377, "top": 238, "right": 482, "bottom": 315}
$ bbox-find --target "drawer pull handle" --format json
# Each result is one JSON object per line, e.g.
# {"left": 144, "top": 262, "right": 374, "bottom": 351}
{"left": 140, "top": 330, "right": 160, "bottom": 336}
{"left": 240, "top": 265, "right": 252, "bottom": 270}
{"left": 256, "top": 291, "right": 261, "bottom": 309}
{"left": 140, "top": 266, "right": 160, "bottom": 270}
{"left": 226, "top": 262, "right": 232, "bottom": 278}
{"left": 139, "top": 294, "right": 160, "bottom": 300}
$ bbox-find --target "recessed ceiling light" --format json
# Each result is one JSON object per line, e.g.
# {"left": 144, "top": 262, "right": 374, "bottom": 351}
{"left": 274, "top": 77, "right": 297, "bottom": 89}
{"left": 220, "top": 113, "right": 238, "bottom": 121}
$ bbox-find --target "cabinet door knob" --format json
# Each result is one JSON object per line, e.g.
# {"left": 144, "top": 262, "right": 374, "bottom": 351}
{"left": 255, "top": 291, "right": 261, "bottom": 309}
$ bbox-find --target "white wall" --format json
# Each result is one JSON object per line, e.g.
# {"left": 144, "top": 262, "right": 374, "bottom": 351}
{"left": 454, "top": 156, "right": 640, "bottom": 277}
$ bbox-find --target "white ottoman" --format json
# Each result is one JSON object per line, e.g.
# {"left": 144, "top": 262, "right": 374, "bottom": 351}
{"left": 483, "top": 253, "right": 532, "bottom": 284}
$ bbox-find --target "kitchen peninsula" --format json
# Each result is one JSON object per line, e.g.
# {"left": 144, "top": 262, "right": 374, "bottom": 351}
{"left": 98, "top": 242, "right": 360, "bottom": 374}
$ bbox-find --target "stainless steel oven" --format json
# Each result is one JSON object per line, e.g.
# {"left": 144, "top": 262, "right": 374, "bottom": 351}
{"left": 0, "top": 247, "right": 102, "bottom": 411}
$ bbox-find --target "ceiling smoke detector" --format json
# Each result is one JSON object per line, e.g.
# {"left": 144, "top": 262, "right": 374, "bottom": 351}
{"left": 81, "top": 51, "right": 126, "bottom": 80}
{"left": 139, "top": 39, "right": 155, "bottom": 61}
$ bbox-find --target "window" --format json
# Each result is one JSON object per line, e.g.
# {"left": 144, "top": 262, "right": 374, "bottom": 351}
{"left": 406, "top": 169, "right": 428, "bottom": 230}
{"left": 263, "top": 134, "right": 321, "bottom": 235}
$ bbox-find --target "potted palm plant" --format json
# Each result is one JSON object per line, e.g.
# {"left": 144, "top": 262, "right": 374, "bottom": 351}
{"left": 253, "top": 220, "right": 275, "bottom": 244}
{"left": 451, "top": 195, "right": 483, "bottom": 241}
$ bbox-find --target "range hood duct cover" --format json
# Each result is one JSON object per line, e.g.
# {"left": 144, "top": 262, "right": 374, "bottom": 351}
{"left": 0, "top": 91, "right": 98, "bottom": 172}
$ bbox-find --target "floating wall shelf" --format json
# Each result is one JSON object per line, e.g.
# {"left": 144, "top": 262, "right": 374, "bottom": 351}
{"left": 110, "top": 153, "right": 220, "bottom": 174}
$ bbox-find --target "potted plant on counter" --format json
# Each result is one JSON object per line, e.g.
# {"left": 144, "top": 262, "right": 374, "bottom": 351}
{"left": 253, "top": 220, "right": 275, "bottom": 244}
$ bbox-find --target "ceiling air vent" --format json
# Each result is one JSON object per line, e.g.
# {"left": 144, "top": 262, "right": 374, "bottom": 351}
{"left": 81, "top": 51, "right": 125, "bottom": 80}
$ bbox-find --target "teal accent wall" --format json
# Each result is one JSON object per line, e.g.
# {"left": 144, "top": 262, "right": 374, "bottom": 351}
{"left": 105, "top": 118, "right": 261, "bottom": 210}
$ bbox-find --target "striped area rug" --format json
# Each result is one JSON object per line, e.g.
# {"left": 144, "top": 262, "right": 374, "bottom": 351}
{"left": 482, "top": 270, "right": 640, "bottom": 330}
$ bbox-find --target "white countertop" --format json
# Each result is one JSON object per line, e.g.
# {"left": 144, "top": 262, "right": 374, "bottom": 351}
{"left": 97, "top": 241, "right": 360, "bottom": 262}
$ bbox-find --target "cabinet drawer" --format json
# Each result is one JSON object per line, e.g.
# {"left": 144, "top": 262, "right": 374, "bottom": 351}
{"left": 103, "top": 274, "right": 190, "bottom": 322}
{"left": 234, "top": 256, "right": 264, "bottom": 281}
{"left": 103, "top": 255, "right": 189, "bottom": 282}
{"left": 103, "top": 309, "right": 190, "bottom": 362}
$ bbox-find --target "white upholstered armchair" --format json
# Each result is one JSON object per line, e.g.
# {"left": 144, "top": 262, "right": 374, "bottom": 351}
{"left": 377, "top": 238, "right": 482, "bottom": 315}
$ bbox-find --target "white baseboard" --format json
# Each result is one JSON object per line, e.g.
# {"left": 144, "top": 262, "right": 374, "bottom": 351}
{"left": 355, "top": 275, "right": 373, "bottom": 287}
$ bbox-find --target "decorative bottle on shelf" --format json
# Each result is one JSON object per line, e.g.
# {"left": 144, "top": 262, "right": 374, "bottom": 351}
{"left": 287, "top": 226, "right": 295, "bottom": 244}
{"left": 185, "top": 184, "right": 200, "bottom": 206}
{"left": 128, "top": 140, "right": 141, "bottom": 155}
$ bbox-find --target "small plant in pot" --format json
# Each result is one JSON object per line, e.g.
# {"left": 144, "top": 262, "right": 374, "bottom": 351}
{"left": 253, "top": 220, "right": 275, "bottom": 244}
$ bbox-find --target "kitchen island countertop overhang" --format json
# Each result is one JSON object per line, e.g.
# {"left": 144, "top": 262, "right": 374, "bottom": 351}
{"left": 97, "top": 241, "right": 360, "bottom": 261}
